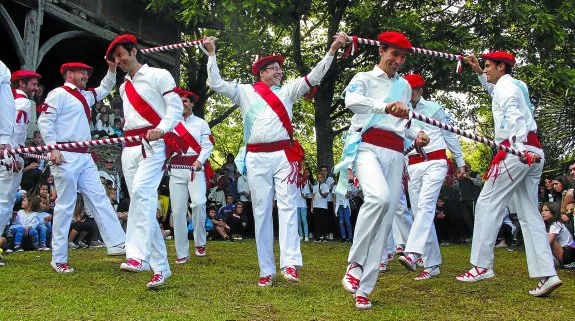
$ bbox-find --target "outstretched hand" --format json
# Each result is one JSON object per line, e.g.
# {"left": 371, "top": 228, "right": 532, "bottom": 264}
{"left": 203, "top": 36, "right": 218, "bottom": 56}
{"left": 464, "top": 54, "right": 483, "bottom": 75}
{"left": 328, "top": 32, "right": 348, "bottom": 55}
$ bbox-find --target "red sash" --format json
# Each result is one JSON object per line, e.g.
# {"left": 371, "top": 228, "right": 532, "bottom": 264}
{"left": 60, "top": 86, "right": 91, "bottom": 120}
{"left": 408, "top": 149, "right": 447, "bottom": 165}
{"left": 485, "top": 131, "right": 542, "bottom": 183}
{"left": 173, "top": 122, "right": 215, "bottom": 183}
{"left": 251, "top": 82, "right": 304, "bottom": 183}
{"left": 360, "top": 127, "right": 404, "bottom": 153}
{"left": 13, "top": 93, "right": 29, "bottom": 124}
{"left": 124, "top": 80, "right": 162, "bottom": 127}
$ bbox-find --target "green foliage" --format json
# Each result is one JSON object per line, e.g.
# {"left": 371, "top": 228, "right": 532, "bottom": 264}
{"left": 146, "top": 0, "right": 575, "bottom": 171}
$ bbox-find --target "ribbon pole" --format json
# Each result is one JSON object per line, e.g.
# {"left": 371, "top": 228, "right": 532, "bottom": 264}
{"left": 3, "top": 135, "right": 144, "bottom": 157}
{"left": 408, "top": 111, "right": 526, "bottom": 158}
{"left": 141, "top": 39, "right": 205, "bottom": 54}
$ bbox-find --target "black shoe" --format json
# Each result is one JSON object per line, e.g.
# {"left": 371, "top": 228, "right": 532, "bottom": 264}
{"left": 341, "top": 238, "right": 347, "bottom": 243}
{"left": 14, "top": 246, "right": 23, "bottom": 252}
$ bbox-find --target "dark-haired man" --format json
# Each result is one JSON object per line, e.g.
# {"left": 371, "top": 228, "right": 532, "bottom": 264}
{"left": 0, "top": 70, "right": 41, "bottom": 245}
{"left": 456, "top": 52, "right": 562, "bottom": 297}
{"left": 203, "top": 32, "right": 347, "bottom": 287}
{"left": 107, "top": 34, "right": 183, "bottom": 288}
{"left": 38, "top": 61, "right": 127, "bottom": 274}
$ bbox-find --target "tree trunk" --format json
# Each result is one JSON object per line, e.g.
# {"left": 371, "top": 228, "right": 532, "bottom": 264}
{"left": 314, "top": 74, "right": 337, "bottom": 170}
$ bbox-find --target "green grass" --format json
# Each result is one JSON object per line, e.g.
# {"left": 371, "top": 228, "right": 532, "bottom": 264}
{"left": 0, "top": 241, "right": 573, "bottom": 320}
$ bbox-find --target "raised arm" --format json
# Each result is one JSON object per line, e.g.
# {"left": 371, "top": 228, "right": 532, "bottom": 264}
{"left": 203, "top": 36, "right": 242, "bottom": 105}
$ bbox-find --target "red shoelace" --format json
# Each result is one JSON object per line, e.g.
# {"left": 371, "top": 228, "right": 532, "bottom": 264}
{"left": 196, "top": 247, "right": 205, "bottom": 254}
{"left": 285, "top": 267, "right": 298, "bottom": 279}
{"left": 259, "top": 275, "right": 272, "bottom": 285}
{"left": 127, "top": 259, "right": 142, "bottom": 268}
{"left": 458, "top": 267, "right": 486, "bottom": 279}
{"left": 356, "top": 296, "right": 370, "bottom": 305}
{"left": 150, "top": 273, "right": 163, "bottom": 283}
{"left": 416, "top": 271, "right": 430, "bottom": 279}
{"left": 57, "top": 263, "right": 71, "bottom": 271}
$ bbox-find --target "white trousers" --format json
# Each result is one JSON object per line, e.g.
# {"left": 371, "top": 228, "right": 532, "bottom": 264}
{"left": 405, "top": 160, "right": 446, "bottom": 268}
{"left": 470, "top": 146, "right": 555, "bottom": 278}
{"left": 382, "top": 190, "right": 413, "bottom": 262}
{"left": 122, "top": 141, "right": 169, "bottom": 272}
{"left": 0, "top": 166, "right": 21, "bottom": 234}
{"left": 348, "top": 143, "right": 403, "bottom": 297}
{"left": 51, "top": 152, "right": 126, "bottom": 263}
{"left": 169, "top": 168, "right": 206, "bottom": 259}
{"left": 246, "top": 150, "right": 301, "bottom": 277}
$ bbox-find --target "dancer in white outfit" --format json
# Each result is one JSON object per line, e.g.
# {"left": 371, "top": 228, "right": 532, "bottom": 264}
{"left": 337, "top": 31, "right": 429, "bottom": 309}
{"left": 203, "top": 33, "right": 347, "bottom": 286}
{"left": 455, "top": 51, "right": 562, "bottom": 297}
{"left": 397, "top": 74, "right": 466, "bottom": 280}
{"left": 168, "top": 88, "right": 213, "bottom": 263}
{"left": 38, "top": 61, "right": 126, "bottom": 274}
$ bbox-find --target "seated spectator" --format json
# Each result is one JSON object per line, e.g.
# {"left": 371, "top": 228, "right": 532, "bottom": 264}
{"left": 562, "top": 202, "right": 574, "bottom": 236}
{"left": 227, "top": 201, "right": 248, "bottom": 239}
{"left": 36, "top": 181, "right": 55, "bottom": 214}
{"left": 541, "top": 202, "right": 575, "bottom": 269}
{"left": 434, "top": 197, "right": 452, "bottom": 245}
{"left": 112, "top": 118, "right": 124, "bottom": 137}
{"left": 93, "top": 113, "right": 116, "bottom": 138}
{"left": 68, "top": 194, "right": 105, "bottom": 249}
{"left": 36, "top": 197, "right": 53, "bottom": 251}
{"left": 207, "top": 206, "right": 234, "bottom": 242}
{"left": 188, "top": 207, "right": 215, "bottom": 240}
{"left": 10, "top": 194, "right": 41, "bottom": 251}
{"left": 218, "top": 195, "right": 236, "bottom": 221}
{"left": 495, "top": 207, "right": 516, "bottom": 249}
{"left": 116, "top": 197, "right": 130, "bottom": 231}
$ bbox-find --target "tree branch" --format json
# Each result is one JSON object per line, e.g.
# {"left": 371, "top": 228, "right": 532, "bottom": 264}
{"left": 333, "top": 125, "right": 350, "bottom": 136}
{"left": 208, "top": 104, "right": 239, "bottom": 128}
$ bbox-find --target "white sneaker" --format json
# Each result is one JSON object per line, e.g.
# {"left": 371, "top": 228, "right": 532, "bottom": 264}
{"left": 416, "top": 257, "right": 424, "bottom": 267}
{"left": 147, "top": 270, "right": 172, "bottom": 289}
{"left": 456, "top": 266, "right": 495, "bottom": 282}
{"left": 258, "top": 274, "right": 274, "bottom": 287}
{"left": 300, "top": 236, "right": 304, "bottom": 241}
{"left": 342, "top": 263, "right": 363, "bottom": 294}
{"left": 283, "top": 266, "right": 299, "bottom": 282}
{"left": 528, "top": 275, "right": 563, "bottom": 297}
{"left": 68, "top": 242, "right": 79, "bottom": 250}
{"left": 50, "top": 261, "right": 75, "bottom": 273}
{"left": 398, "top": 255, "right": 417, "bottom": 272}
{"left": 379, "top": 262, "right": 387, "bottom": 273}
{"left": 175, "top": 256, "right": 190, "bottom": 264}
{"left": 304, "top": 237, "right": 309, "bottom": 242}
{"left": 120, "top": 258, "right": 150, "bottom": 272}
{"left": 414, "top": 266, "right": 440, "bottom": 280}
{"left": 355, "top": 294, "right": 372, "bottom": 310}
{"left": 195, "top": 246, "right": 206, "bottom": 257}
{"left": 107, "top": 243, "right": 126, "bottom": 256}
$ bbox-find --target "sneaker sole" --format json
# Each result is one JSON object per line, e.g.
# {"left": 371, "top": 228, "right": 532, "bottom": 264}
{"left": 414, "top": 273, "right": 440, "bottom": 281}
{"left": 120, "top": 265, "right": 149, "bottom": 272}
{"left": 283, "top": 274, "right": 299, "bottom": 282}
{"left": 398, "top": 257, "right": 417, "bottom": 272}
{"left": 456, "top": 274, "right": 495, "bottom": 283}
{"left": 107, "top": 251, "right": 126, "bottom": 256}
{"left": 531, "top": 280, "right": 563, "bottom": 297}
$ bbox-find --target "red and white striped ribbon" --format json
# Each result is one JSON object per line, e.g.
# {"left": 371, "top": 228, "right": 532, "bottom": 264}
{"left": 21, "top": 152, "right": 50, "bottom": 161}
{"left": 408, "top": 111, "right": 524, "bottom": 157}
{"left": 141, "top": 39, "right": 204, "bottom": 54}
{"left": 346, "top": 36, "right": 464, "bottom": 73}
{"left": 5, "top": 135, "right": 143, "bottom": 156}
{"left": 168, "top": 164, "right": 195, "bottom": 170}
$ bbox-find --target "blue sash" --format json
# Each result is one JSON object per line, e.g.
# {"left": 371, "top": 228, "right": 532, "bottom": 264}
{"left": 334, "top": 76, "right": 409, "bottom": 195}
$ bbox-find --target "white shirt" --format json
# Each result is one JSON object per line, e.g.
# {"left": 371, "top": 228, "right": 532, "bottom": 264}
{"left": 119, "top": 64, "right": 183, "bottom": 133}
{"left": 95, "top": 119, "right": 115, "bottom": 135}
{"left": 38, "top": 71, "right": 116, "bottom": 145}
{"left": 12, "top": 89, "right": 32, "bottom": 148}
{"left": 325, "top": 176, "right": 335, "bottom": 202}
{"left": 0, "top": 60, "right": 15, "bottom": 145}
{"left": 335, "top": 183, "right": 351, "bottom": 209}
{"left": 177, "top": 114, "right": 213, "bottom": 164}
{"left": 237, "top": 175, "right": 250, "bottom": 202}
{"left": 15, "top": 210, "right": 39, "bottom": 228}
{"left": 207, "top": 54, "right": 334, "bottom": 144}
{"left": 312, "top": 183, "right": 330, "bottom": 209}
{"left": 549, "top": 221, "right": 574, "bottom": 247}
{"left": 479, "top": 74, "right": 537, "bottom": 151}
{"left": 408, "top": 97, "right": 465, "bottom": 167}
{"left": 296, "top": 183, "right": 311, "bottom": 208}
{"left": 345, "top": 66, "right": 413, "bottom": 138}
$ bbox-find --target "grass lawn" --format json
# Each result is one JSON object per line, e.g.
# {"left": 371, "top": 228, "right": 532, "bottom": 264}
{"left": 0, "top": 240, "right": 573, "bottom": 320}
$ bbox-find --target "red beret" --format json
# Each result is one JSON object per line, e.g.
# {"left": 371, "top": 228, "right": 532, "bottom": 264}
{"left": 60, "top": 62, "right": 93, "bottom": 77}
{"left": 106, "top": 34, "right": 138, "bottom": 61}
{"left": 174, "top": 87, "right": 200, "bottom": 103}
{"left": 251, "top": 55, "right": 284, "bottom": 76}
{"left": 11, "top": 70, "right": 42, "bottom": 82}
{"left": 378, "top": 31, "right": 412, "bottom": 51}
{"left": 403, "top": 74, "right": 426, "bottom": 88}
{"left": 481, "top": 51, "right": 515, "bottom": 67}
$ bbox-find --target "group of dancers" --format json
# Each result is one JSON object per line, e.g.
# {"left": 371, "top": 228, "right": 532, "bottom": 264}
{"left": 0, "top": 29, "right": 563, "bottom": 308}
